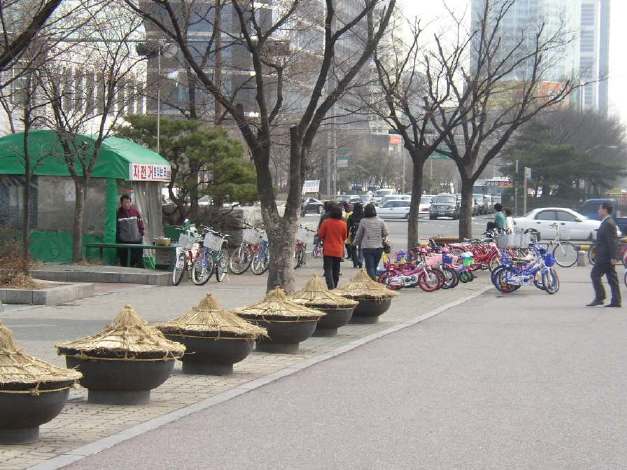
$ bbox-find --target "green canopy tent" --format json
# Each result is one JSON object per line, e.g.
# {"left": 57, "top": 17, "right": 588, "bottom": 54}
{"left": 0, "top": 130, "right": 170, "bottom": 264}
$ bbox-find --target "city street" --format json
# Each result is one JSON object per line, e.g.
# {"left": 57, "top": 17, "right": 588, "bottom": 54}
{"left": 58, "top": 267, "right": 627, "bottom": 470}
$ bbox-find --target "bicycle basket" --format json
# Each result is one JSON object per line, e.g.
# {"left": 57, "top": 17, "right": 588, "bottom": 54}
{"left": 544, "top": 253, "right": 556, "bottom": 267}
{"left": 243, "top": 228, "right": 261, "bottom": 244}
{"left": 177, "top": 234, "right": 195, "bottom": 250}
{"left": 204, "top": 232, "right": 225, "bottom": 251}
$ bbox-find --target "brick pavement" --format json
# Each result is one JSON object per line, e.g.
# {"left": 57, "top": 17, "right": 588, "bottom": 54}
{"left": 0, "top": 263, "right": 489, "bottom": 469}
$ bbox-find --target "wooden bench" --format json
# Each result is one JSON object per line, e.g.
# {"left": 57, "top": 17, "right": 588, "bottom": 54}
{"left": 85, "top": 243, "right": 177, "bottom": 269}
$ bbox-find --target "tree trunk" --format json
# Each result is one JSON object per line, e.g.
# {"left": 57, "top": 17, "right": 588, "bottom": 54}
{"left": 72, "top": 179, "right": 86, "bottom": 262}
{"left": 21, "top": 131, "right": 31, "bottom": 269}
{"left": 258, "top": 128, "right": 303, "bottom": 293}
{"left": 407, "top": 157, "right": 424, "bottom": 250}
{"left": 458, "top": 177, "right": 474, "bottom": 240}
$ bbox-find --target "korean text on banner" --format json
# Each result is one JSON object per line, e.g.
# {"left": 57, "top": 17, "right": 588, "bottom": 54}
{"left": 302, "top": 180, "right": 320, "bottom": 194}
{"left": 129, "top": 163, "right": 172, "bottom": 182}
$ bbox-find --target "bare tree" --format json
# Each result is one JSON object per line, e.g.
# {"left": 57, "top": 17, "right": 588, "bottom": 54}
{"left": 372, "top": 14, "right": 472, "bottom": 248}
{"left": 428, "top": 0, "right": 579, "bottom": 239}
{"left": 128, "top": 0, "right": 396, "bottom": 291}
{"left": 0, "top": 0, "right": 63, "bottom": 73}
{"left": 39, "top": 2, "right": 144, "bottom": 261}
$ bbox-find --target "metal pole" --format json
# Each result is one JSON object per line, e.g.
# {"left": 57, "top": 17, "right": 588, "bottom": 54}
{"left": 401, "top": 150, "right": 405, "bottom": 193}
{"left": 156, "top": 50, "right": 161, "bottom": 155}
{"left": 523, "top": 169, "right": 528, "bottom": 215}
{"left": 514, "top": 159, "right": 518, "bottom": 216}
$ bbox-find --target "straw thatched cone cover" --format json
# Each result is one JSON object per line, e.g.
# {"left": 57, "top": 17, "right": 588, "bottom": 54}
{"left": 291, "top": 275, "right": 358, "bottom": 308}
{"left": 56, "top": 305, "right": 185, "bottom": 360}
{"left": 336, "top": 269, "right": 398, "bottom": 299}
{"left": 156, "top": 294, "right": 267, "bottom": 339}
{"left": 0, "top": 321, "right": 81, "bottom": 392}
{"left": 237, "top": 288, "right": 326, "bottom": 321}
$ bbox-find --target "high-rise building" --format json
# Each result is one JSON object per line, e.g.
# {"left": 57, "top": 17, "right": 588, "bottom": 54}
{"left": 579, "top": 0, "right": 610, "bottom": 115}
{"left": 470, "top": 0, "right": 580, "bottom": 82}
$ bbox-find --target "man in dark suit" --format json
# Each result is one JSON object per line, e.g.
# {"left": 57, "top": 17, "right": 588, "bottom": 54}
{"left": 587, "top": 202, "right": 621, "bottom": 308}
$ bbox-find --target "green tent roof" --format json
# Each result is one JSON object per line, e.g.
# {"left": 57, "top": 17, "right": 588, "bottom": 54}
{"left": 0, "top": 130, "right": 170, "bottom": 181}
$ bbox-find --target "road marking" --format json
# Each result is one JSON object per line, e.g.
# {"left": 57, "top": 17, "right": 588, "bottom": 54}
{"left": 29, "top": 285, "right": 491, "bottom": 470}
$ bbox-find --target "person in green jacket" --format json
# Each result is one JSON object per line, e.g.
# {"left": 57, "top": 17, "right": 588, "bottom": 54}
{"left": 494, "top": 203, "right": 506, "bottom": 232}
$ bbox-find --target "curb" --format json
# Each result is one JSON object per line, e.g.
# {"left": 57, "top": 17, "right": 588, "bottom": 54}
{"left": 29, "top": 285, "right": 491, "bottom": 470}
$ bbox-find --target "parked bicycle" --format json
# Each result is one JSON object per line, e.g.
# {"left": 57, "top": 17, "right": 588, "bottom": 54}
{"left": 229, "top": 224, "right": 264, "bottom": 275}
{"left": 191, "top": 226, "right": 231, "bottom": 285}
{"left": 295, "top": 225, "right": 316, "bottom": 269}
{"left": 172, "top": 221, "right": 202, "bottom": 286}
{"left": 492, "top": 243, "right": 559, "bottom": 295}
{"left": 537, "top": 223, "right": 579, "bottom": 268}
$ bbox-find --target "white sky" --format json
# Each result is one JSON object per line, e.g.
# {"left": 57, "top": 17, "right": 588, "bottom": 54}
{"left": 398, "top": 0, "right": 627, "bottom": 123}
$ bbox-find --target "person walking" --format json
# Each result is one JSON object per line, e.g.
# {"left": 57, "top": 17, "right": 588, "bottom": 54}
{"left": 587, "top": 202, "right": 622, "bottom": 308}
{"left": 318, "top": 204, "right": 348, "bottom": 289}
{"left": 354, "top": 203, "right": 389, "bottom": 280}
{"left": 116, "top": 194, "right": 145, "bottom": 267}
{"left": 494, "top": 203, "right": 506, "bottom": 232}
{"left": 347, "top": 202, "right": 364, "bottom": 268}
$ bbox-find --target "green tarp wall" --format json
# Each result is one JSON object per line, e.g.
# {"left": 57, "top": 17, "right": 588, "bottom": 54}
{"left": 0, "top": 131, "right": 169, "bottom": 264}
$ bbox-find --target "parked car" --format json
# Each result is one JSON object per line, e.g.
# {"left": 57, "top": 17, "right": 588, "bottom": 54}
{"left": 430, "top": 194, "right": 460, "bottom": 220}
{"left": 513, "top": 207, "right": 604, "bottom": 241}
{"left": 373, "top": 188, "right": 396, "bottom": 205}
{"left": 301, "top": 197, "right": 324, "bottom": 215}
{"left": 473, "top": 194, "right": 486, "bottom": 215}
{"left": 381, "top": 194, "right": 410, "bottom": 207}
{"left": 419, "top": 195, "right": 433, "bottom": 216}
{"left": 378, "top": 199, "right": 411, "bottom": 219}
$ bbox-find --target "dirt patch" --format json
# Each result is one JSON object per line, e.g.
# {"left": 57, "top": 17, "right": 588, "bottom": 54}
{"left": 0, "top": 273, "right": 43, "bottom": 289}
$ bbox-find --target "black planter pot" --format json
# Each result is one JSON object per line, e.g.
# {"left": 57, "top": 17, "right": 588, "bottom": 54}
{"left": 66, "top": 356, "right": 174, "bottom": 405}
{"left": 0, "top": 388, "right": 70, "bottom": 444}
{"left": 165, "top": 335, "right": 254, "bottom": 376}
{"left": 252, "top": 319, "right": 318, "bottom": 354}
{"left": 309, "top": 306, "right": 354, "bottom": 337}
{"left": 350, "top": 297, "right": 393, "bottom": 324}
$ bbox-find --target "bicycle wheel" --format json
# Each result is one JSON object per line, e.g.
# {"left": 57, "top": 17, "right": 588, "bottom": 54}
{"left": 588, "top": 246, "right": 597, "bottom": 265}
{"left": 441, "top": 267, "right": 459, "bottom": 289}
{"left": 294, "top": 246, "right": 306, "bottom": 269}
{"left": 418, "top": 269, "right": 441, "bottom": 292}
{"left": 250, "top": 251, "right": 270, "bottom": 275}
{"left": 215, "top": 247, "right": 229, "bottom": 282}
{"left": 229, "top": 244, "right": 252, "bottom": 274}
{"left": 191, "top": 250, "right": 213, "bottom": 286}
{"left": 172, "top": 252, "right": 186, "bottom": 286}
{"left": 553, "top": 242, "right": 578, "bottom": 268}
{"left": 542, "top": 268, "right": 560, "bottom": 294}
{"left": 495, "top": 267, "right": 519, "bottom": 294}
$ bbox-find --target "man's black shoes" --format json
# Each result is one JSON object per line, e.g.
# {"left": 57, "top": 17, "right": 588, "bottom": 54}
{"left": 586, "top": 300, "right": 604, "bottom": 307}
{"left": 605, "top": 303, "right": 622, "bottom": 308}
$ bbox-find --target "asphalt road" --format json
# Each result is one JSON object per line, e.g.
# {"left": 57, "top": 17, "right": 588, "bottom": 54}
{"left": 68, "top": 268, "right": 627, "bottom": 470}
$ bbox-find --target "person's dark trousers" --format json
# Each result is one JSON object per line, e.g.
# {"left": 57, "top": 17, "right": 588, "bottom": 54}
{"left": 346, "top": 244, "right": 353, "bottom": 260}
{"left": 362, "top": 248, "right": 383, "bottom": 279}
{"left": 117, "top": 240, "right": 144, "bottom": 268}
{"left": 591, "top": 261, "right": 622, "bottom": 305}
{"left": 323, "top": 256, "right": 342, "bottom": 289}
{"left": 351, "top": 246, "right": 363, "bottom": 268}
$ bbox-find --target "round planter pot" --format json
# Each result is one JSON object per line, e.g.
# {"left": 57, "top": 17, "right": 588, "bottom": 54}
{"left": 350, "top": 297, "right": 393, "bottom": 323}
{"left": 0, "top": 388, "right": 70, "bottom": 444}
{"left": 253, "top": 319, "right": 318, "bottom": 354}
{"left": 309, "top": 306, "right": 354, "bottom": 337}
{"left": 65, "top": 356, "right": 174, "bottom": 405}
{"left": 165, "top": 335, "right": 254, "bottom": 376}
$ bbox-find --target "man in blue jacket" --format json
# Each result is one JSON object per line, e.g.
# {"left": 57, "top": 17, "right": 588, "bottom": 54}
{"left": 587, "top": 202, "right": 621, "bottom": 308}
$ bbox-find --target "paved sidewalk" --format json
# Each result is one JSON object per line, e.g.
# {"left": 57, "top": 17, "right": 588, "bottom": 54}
{"left": 0, "top": 263, "right": 488, "bottom": 469}
{"left": 64, "top": 267, "right": 627, "bottom": 470}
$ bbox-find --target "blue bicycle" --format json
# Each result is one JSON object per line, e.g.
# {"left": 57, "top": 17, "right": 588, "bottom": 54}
{"left": 191, "top": 226, "right": 231, "bottom": 285}
{"left": 492, "top": 244, "right": 559, "bottom": 295}
{"left": 250, "top": 237, "right": 270, "bottom": 275}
